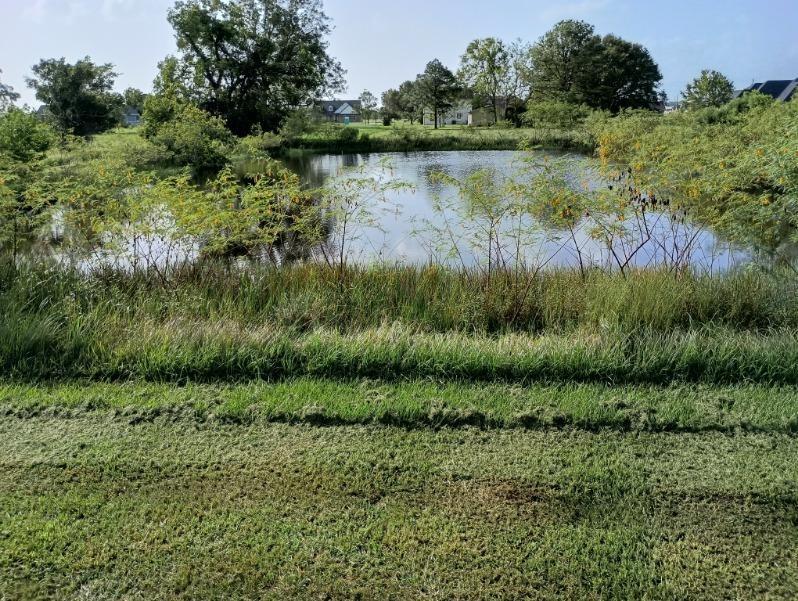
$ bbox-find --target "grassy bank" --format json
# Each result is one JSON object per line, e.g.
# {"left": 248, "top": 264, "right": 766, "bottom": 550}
{"left": 2, "top": 411, "right": 797, "bottom": 599}
{"left": 4, "top": 264, "right": 798, "bottom": 385}
{"left": 285, "top": 122, "right": 594, "bottom": 153}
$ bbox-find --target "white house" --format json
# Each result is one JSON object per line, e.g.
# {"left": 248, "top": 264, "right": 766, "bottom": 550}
{"left": 423, "top": 101, "right": 471, "bottom": 126}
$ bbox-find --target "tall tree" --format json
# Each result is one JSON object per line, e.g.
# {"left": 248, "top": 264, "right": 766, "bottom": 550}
{"left": 416, "top": 60, "right": 461, "bottom": 129}
{"left": 529, "top": 20, "right": 602, "bottom": 104}
{"left": 458, "top": 38, "right": 511, "bottom": 124}
{"left": 681, "top": 70, "right": 735, "bottom": 110}
{"left": 123, "top": 87, "right": 148, "bottom": 111}
{"left": 382, "top": 80, "right": 423, "bottom": 123}
{"left": 26, "top": 57, "right": 122, "bottom": 137}
{"left": 166, "top": 0, "right": 344, "bottom": 135}
{"left": 592, "top": 35, "right": 662, "bottom": 112}
{"left": 0, "top": 69, "right": 20, "bottom": 112}
{"left": 359, "top": 90, "right": 378, "bottom": 123}
{"left": 529, "top": 21, "right": 662, "bottom": 112}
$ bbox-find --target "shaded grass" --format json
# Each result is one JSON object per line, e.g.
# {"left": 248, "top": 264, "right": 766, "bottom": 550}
{"left": 1, "top": 415, "right": 797, "bottom": 599}
{"left": 2, "top": 378, "right": 797, "bottom": 433}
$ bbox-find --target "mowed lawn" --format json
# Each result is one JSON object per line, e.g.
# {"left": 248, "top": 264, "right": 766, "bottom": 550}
{"left": 2, "top": 380, "right": 797, "bottom": 599}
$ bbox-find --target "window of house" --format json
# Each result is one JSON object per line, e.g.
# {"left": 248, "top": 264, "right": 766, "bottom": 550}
{"left": 457, "top": 113, "right": 463, "bottom": 119}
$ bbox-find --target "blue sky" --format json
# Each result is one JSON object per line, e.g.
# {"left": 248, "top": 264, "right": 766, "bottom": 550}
{"left": 1, "top": 0, "right": 797, "bottom": 107}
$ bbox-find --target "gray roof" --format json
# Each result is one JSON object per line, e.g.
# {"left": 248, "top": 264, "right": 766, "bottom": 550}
{"left": 317, "top": 100, "right": 362, "bottom": 114}
{"left": 738, "top": 78, "right": 798, "bottom": 101}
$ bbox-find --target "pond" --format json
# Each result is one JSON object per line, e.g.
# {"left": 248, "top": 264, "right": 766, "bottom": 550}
{"left": 282, "top": 150, "right": 746, "bottom": 271}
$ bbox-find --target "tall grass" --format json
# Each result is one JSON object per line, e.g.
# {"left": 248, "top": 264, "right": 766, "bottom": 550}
{"left": 3, "top": 262, "right": 794, "bottom": 333}
{"left": 2, "top": 262, "right": 798, "bottom": 384}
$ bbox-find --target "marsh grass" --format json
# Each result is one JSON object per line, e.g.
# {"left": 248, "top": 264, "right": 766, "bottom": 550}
{"left": 3, "top": 263, "right": 797, "bottom": 384}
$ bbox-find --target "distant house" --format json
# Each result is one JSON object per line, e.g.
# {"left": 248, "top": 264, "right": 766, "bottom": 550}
{"left": 422, "top": 98, "right": 510, "bottom": 127}
{"left": 734, "top": 78, "right": 798, "bottom": 102}
{"left": 664, "top": 101, "right": 681, "bottom": 114}
{"left": 422, "top": 101, "right": 471, "bottom": 126}
{"left": 468, "top": 98, "right": 509, "bottom": 126}
{"left": 317, "top": 100, "right": 362, "bottom": 123}
{"left": 122, "top": 106, "right": 142, "bottom": 127}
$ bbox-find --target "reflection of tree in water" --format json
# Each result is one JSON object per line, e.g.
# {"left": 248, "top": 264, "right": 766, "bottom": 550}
{"left": 421, "top": 163, "right": 451, "bottom": 195}
{"left": 200, "top": 191, "right": 334, "bottom": 266}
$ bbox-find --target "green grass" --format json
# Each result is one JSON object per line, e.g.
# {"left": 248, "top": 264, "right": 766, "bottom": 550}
{"left": 4, "top": 264, "right": 798, "bottom": 385}
{"left": 2, "top": 409, "right": 797, "bottom": 599}
{"left": 287, "top": 121, "right": 593, "bottom": 153}
{"left": 2, "top": 379, "right": 797, "bottom": 433}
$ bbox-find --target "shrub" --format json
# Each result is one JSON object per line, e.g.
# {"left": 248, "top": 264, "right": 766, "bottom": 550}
{"left": 524, "top": 100, "right": 592, "bottom": 129}
{"left": 339, "top": 127, "right": 359, "bottom": 143}
{"left": 279, "top": 108, "right": 322, "bottom": 143}
{"left": 151, "top": 105, "right": 234, "bottom": 172}
{"left": 0, "top": 108, "right": 55, "bottom": 162}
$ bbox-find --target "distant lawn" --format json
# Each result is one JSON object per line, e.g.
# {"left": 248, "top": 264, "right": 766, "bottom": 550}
{"left": 290, "top": 121, "right": 593, "bottom": 153}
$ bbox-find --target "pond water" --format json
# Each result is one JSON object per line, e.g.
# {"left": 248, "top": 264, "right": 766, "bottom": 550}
{"left": 282, "top": 150, "right": 746, "bottom": 271}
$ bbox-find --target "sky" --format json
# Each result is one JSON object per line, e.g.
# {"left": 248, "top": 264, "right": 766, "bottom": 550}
{"left": 1, "top": 0, "right": 797, "bottom": 107}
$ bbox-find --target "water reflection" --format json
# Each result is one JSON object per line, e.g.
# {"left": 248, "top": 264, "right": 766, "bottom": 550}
{"left": 282, "top": 150, "right": 748, "bottom": 271}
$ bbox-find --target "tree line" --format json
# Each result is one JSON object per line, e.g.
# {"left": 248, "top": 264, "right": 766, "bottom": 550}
{"left": 381, "top": 20, "right": 665, "bottom": 128}
{"left": 0, "top": 0, "right": 746, "bottom": 141}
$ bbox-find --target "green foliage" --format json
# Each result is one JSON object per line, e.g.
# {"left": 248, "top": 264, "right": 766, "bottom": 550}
{"left": 166, "top": 0, "right": 344, "bottom": 134}
{"left": 122, "top": 87, "right": 148, "bottom": 111}
{"left": 594, "top": 97, "right": 798, "bottom": 259}
{"left": 524, "top": 100, "right": 592, "bottom": 129}
{"left": 681, "top": 69, "right": 735, "bottom": 110}
{"left": 381, "top": 81, "right": 423, "bottom": 123}
{"left": 458, "top": 38, "right": 512, "bottom": 123}
{"left": 278, "top": 108, "right": 322, "bottom": 143}
{"left": 415, "top": 59, "right": 462, "bottom": 128}
{"left": 0, "top": 68, "right": 20, "bottom": 111}
{"left": 529, "top": 21, "right": 662, "bottom": 112}
{"left": 0, "top": 108, "right": 55, "bottom": 162}
{"left": 358, "top": 90, "right": 378, "bottom": 123}
{"left": 151, "top": 104, "right": 234, "bottom": 172}
{"left": 26, "top": 57, "right": 122, "bottom": 136}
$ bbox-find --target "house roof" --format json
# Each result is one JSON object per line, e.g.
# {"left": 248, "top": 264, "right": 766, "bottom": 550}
{"left": 334, "top": 102, "right": 358, "bottom": 116}
{"left": 318, "top": 100, "right": 362, "bottom": 114}
{"left": 777, "top": 80, "right": 798, "bottom": 102}
{"left": 738, "top": 78, "right": 798, "bottom": 101}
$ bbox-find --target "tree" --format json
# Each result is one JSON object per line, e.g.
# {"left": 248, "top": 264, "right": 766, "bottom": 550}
{"left": 592, "top": 35, "right": 662, "bottom": 112}
{"left": 123, "top": 87, "right": 148, "bottom": 111}
{"left": 0, "top": 69, "right": 20, "bottom": 112}
{"left": 529, "top": 20, "right": 602, "bottom": 105}
{"left": 26, "top": 57, "right": 122, "bottom": 136}
{"left": 382, "top": 80, "right": 422, "bottom": 124}
{"left": 359, "top": 90, "right": 378, "bottom": 123}
{"left": 0, "top": 108, "right": 55, "bottom": 162}
{"left": 416, "top": 60, "right": 461, "bottom": 129}
{"left": 458, "top": 38, "right": 512, "bottom": 124}
{"left": 528, "top": 21, "right": 662, "bottom": 112}
{"left": 681, "top": 70, "right": 735, "bottom": 110}
{"left": 166, "top": 0, "right": 344, "bottom": 135}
